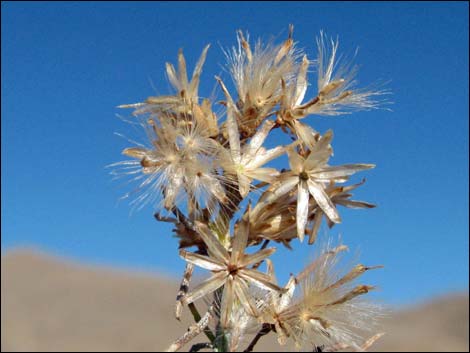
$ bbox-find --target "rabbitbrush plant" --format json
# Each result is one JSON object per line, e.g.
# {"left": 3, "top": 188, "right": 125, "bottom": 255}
{"left": 111, "top": 26, "right": 389, "bottom": 352}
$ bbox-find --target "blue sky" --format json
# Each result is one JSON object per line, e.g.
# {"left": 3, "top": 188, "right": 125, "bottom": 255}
{"left": 2, "top": 2, "right": 468, "bottom": 306}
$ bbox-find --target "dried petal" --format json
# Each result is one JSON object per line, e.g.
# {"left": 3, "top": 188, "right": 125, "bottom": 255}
{"left": 240, "top": 268, "right": 285, "bottom": 292}
{"left": 179, "top": 250, "right": 225, "bottom": 272}
{"left": 181, "top": 271, "right": 227, "bottom": 305}
{"left": 307, "top": 179, "right": 341, "bottom": 224}
{"left": 240, "top": 247, "right": 276, "bottom": 268}
{"left": 296, "top": 181, "right": 310, "bottom": 242}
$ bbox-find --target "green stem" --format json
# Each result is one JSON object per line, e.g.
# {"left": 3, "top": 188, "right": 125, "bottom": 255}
{"left": 214, "top": 326, "right": 229, "bottom": 352}
{"left": 211, "top": 286, "right": 230, "bottom": 352}
{"left": 188, "top": 303, "right": 216, "bottom": 343}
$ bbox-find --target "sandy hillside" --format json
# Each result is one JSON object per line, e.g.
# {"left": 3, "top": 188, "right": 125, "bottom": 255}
{"left": 1, "top": 249, "right": 468, "bottom": 352}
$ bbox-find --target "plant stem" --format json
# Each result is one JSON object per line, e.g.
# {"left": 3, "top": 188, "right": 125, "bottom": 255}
{"left": 188, "top": 303, "right": 216, "bottom": 343}
{"left": 166, "top": 308, "right": 213, "bottom": 352}
{"left": 243, "top": 323, "right": 272, "bottom": 352}
{"left": 189, "top": 342, "right": 212, "bottom": 352}
{"left": 213, "top": 326, "right": 229, "bottom": 352}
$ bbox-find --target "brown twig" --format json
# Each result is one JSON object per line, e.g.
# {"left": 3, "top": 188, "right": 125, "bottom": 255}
{"left": 188, "top": 303, "right": 216, "bottom": 343}
{"left": 243, "top": 323, "right": 273, "bottom": 352}
{"left": 175, "top": 263, "right": 194, "bottom": 320}
{"left": 171, "top": 206, "right": 194, "bottom": 230}
{"left": 166, "top": 306, "right": 214, "bottom": 352}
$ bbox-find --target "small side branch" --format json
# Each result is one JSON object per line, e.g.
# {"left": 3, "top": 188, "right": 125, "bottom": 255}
{"left": 243, "top": 323, "right": 273, "bottom": 352}
{"left": 165, "top": 307, "right": 214, "bottom": 352}
{"left": 171, "top": 206, "right": 194, "bottom": 230}
{"left": 154, "top": 206, "right": 194, "bottom": 231}
{"left": 189, "top": 303, "right": 216, "bottom": 343}
{"left": 175, "top": 263, "right": 194, "bottom": 320}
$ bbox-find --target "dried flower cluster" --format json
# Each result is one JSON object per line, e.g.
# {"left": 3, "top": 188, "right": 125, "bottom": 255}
{"left": 112, "top": 26, "right": 388, "bottom": 352}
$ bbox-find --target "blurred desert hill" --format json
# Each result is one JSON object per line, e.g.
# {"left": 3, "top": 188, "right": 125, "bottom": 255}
{"left": 1, "top": 249, "right": 468, "bottom": 352}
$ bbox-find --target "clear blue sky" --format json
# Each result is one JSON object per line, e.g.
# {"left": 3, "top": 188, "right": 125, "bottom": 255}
{"left": 2, "top": 2, "right": 468, "bottom": 306}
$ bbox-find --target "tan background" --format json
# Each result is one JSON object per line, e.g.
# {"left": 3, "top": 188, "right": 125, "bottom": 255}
{"left": 2, "top": 249, "right": 468, "bottom": 352}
